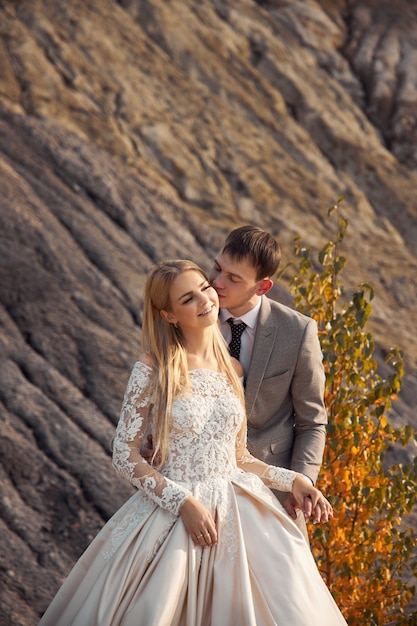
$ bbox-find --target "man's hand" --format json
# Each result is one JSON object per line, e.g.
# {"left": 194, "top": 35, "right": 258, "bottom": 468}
{"left": 141, "top": 434, "right": 155, "bottom": 464}
{"left": 292, "top": 475, "right": 333, "bottom": 524}
{"left": 282, "top": 493, "right": 300, "bottom": 520}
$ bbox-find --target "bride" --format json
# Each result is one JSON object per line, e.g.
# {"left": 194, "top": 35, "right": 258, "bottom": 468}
{"left": 39, "top": 259, "right": 347, "bottom": 625}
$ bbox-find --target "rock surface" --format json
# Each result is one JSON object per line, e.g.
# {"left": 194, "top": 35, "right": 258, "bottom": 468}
{"left": 0, "top": 0, "right": 416, "bottom": 623}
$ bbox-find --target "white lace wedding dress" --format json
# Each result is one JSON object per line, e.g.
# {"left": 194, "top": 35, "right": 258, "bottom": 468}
{"left": 39, "top": 361, "right": 346, "bottom": 626}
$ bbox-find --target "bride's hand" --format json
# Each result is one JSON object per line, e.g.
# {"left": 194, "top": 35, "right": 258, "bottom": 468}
{"left": 179, "top": 495, "right": 217, "bottom": 547}
{"left": 292, "top": 475, "right": 333, "bottom": 524}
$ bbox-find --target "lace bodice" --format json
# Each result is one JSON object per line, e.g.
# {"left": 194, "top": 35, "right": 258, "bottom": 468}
{"left": 112, "top": 361, "right": 298, "bottom": 516}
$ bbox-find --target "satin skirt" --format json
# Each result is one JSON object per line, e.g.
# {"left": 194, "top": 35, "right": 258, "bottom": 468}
{"left": 38, "top": 475, "right": 347, "bottom": 626}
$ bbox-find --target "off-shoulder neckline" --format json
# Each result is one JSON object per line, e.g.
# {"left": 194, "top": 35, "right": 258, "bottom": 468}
{"left": 134, "top": 360, "right": 225, "bottom": 376}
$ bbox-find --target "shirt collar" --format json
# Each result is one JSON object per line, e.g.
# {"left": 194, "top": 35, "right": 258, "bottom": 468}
{"left": 220, "top": 296, "right": 262, "bottom": 330}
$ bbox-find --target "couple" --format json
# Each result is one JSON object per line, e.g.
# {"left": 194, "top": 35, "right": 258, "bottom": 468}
{"left": 39, "top": 226, "right": 346, "bottom": 625}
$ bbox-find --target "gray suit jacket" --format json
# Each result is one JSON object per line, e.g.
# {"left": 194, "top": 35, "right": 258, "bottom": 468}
{"left": 245, "top": 296, "right": 327, "bottom": 485}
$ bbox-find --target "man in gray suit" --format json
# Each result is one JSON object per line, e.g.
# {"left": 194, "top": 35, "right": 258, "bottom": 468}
{"left": 209, "top": 225, "right": 327, "bottom": 534}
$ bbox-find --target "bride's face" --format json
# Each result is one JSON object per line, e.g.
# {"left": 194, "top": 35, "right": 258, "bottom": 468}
{"left": 161, "top": 270, "right": 219, "bottom": 331}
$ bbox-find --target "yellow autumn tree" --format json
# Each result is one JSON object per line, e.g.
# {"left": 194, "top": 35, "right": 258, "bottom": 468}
{"left": 278, "top": 199, "right": 417, "bottom": 625}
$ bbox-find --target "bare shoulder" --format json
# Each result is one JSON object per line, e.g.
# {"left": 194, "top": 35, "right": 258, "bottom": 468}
{"left": 137, "top": 352, "right": 154, "bottom": 367}
{"left": 231, "top": 357, "right": 244, "bottom": 378}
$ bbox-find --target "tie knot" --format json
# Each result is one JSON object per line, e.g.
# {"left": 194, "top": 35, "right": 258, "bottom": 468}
{"left": 226, "top": 318, "right": 246, "bottom": 359}
{"left": 227, "top": 317, "right": 246, "bottom": 332}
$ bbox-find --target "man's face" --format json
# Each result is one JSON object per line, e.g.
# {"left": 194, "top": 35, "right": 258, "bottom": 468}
{"left": 209, "top": 251, "right": 268, "bottom": 317}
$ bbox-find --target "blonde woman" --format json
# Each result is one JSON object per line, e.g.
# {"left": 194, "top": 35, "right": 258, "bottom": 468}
{"left": 39, "top": 260, "right": 346, "bottom": 626}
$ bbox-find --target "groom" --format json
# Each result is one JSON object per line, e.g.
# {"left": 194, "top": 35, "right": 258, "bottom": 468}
{"left": 209, "top": 225, "right": 327, "bottom": 537}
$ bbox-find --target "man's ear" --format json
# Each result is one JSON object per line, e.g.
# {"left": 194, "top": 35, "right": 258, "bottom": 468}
{"left": 160, "top": 309, "right": 177, "bottom": 324}
{"left": 256, "top": 278, "right": 273, "bottom": 296}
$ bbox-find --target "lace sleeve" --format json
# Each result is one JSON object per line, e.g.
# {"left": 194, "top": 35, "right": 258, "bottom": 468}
{"left": 112, "top": 361, "right": 191, "bottom": 516}
{"left": 235, "top": 421, "right": 298, "bottom": 492}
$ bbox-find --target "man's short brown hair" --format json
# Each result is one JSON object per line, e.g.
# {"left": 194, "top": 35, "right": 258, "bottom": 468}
{"left": 222, "top": 225, "right": 281, "bottom": 280}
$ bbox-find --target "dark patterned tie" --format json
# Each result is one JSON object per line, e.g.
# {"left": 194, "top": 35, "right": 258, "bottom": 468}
{"left": 226, "top": 317, "right": 247, "bottom": 360}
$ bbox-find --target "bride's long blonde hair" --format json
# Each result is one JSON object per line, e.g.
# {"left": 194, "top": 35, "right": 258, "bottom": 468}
{"left": 141, "top": 259, "right": 245, "bottom": 468}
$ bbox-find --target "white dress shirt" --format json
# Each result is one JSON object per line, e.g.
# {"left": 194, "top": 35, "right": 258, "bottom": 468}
{"left": 219, "top": 297, "right": 262, "bottom": 377}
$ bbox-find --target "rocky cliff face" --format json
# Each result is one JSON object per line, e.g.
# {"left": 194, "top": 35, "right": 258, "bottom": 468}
{"left": 0, "top": 1, "right": 416, "bottom": 623}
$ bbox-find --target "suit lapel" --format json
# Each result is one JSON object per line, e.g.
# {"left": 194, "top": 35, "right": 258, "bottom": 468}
{"left": 245, "top": 297, "right": 277, "bottom": 421}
